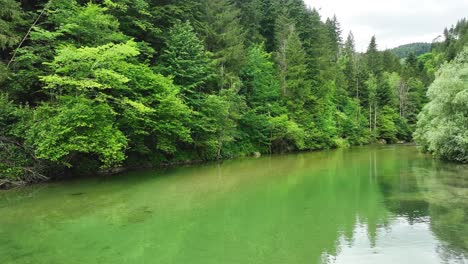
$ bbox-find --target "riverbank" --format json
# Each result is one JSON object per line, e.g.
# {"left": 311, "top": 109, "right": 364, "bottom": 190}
{"left": 1, "top": 143, "right": 417, "bottom": 190}
{"left": 1, "top": 145, "right": 466, "bottom": 264}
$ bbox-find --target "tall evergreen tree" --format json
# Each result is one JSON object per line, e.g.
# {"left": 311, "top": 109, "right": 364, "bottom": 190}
{"left": 325, "top": 15, "right": 343, "bottom": 61}
{"left": 159, "top": 21, "right": 213, "bottom": 96}
{"left": 366, "top": 36, "right": 382, "bottom": 76}
{"left": 343, "top": 32, "right": 358, "bottom": 97}
{"left": 0, "top": 0, "right": 25, "bottom": 51}
{"left": 199, "top": 0, "right": 246, "bottom": 88}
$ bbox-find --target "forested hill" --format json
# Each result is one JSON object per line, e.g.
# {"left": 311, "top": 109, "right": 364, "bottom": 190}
{"left": 389, "top": 42, "right": 432, "bottom": 58}
{"left": 0, "top": 0, "right": 467, "bottom": 185}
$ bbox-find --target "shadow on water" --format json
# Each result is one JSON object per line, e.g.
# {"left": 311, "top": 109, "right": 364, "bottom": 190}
{"left": 0, "top": 145, "right": 466, "bottom": 264}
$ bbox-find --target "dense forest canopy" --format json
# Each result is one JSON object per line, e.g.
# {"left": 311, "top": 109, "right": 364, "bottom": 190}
{"left": 0, "top": 0, "right": 467, "bottom": 184}
{"left": 390, "top": 42, "right": 432, "bottom": 59}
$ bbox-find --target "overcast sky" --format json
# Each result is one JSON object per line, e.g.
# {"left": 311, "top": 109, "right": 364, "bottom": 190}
{"left": 304, "top": 0, "right": 468, "bottom": 51}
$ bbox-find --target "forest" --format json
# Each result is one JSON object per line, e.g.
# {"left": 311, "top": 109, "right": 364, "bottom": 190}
{"left": 0, "top": 0, "right": 467, "bottom": 185}
{"left": 389, "top": 42, "right": 432, "bottom": 59}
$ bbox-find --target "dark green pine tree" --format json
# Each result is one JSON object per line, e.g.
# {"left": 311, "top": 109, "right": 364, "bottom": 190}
{"left": 0, "top": 0, "right": 25, "bottom": 51}
{"left": 159, "top": 21, "right": 214, "bottom": 97}
{"left": 157, "top": 19, "right": 237, "bottom": 161}
{"left": 199, "top": 0, "right": 246, "bottom": 88}
{"left": 297, "top": 8, "right": 327, "bottom": 83}
{"left": 275, "top": 17, "right": 321, "bottom": 147}
{"left": 403, "top": 52, "right": 418, "bottom": 78}
{"left": 377, "top": 77, "right": 396, "bottom": 108}
{"left": 381, "top": 50, "right": 401, "bottom": 73}
{"left": 284, "top": 29, "right": 311, "bottom": 107}
{"left": 343, "top": 32, "right": 358, "bottom": 98}
{"left": 366, "top": 36, "right": 382, "bottom": 76}
{"left": 275, "top": 14, "right": 311, "bottom": 106}
{"left": 239, "top": 43, "right": 284, "bottom": 153}
{"left": 105, "top": 0, "right": 162, "bottom": 48}
{"left": 232, "top": 0, "right": 265, "bottom": 45}
{"left": 258, "top": 0, "right": 279, "bottom": 52}
{"left": 325, "top": 15, "right": 343, "bottom": 61}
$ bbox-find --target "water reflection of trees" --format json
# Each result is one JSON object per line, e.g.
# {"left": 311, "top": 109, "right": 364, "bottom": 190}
{"left": 370, "top": 146, "right": 467, "bottom": 263}
{"left": 2, "top": 146, "right": 465, "bottom": 264}
{"left": 417, "top": 162, "right": 468, "bottom": 261}
{"left": 375, "top": 148, "right": 468, "bottom": 262}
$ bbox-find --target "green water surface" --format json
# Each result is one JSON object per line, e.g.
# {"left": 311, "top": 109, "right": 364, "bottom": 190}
{"left": 0, "top": 145, "right": 467, "bottom": 264}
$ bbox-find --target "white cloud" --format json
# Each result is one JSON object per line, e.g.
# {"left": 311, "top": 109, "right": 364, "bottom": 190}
{"left": 304, "top": 0, "right": 468, "bottom": 51}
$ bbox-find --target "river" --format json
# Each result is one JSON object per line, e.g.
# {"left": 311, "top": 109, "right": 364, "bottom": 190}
{"left": 0, "top": 145, "right": 467, "bottom": 264}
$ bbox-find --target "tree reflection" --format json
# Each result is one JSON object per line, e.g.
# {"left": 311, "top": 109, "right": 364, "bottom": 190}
{"left": 417, "top": 162, "right": 468, "bottom": 261}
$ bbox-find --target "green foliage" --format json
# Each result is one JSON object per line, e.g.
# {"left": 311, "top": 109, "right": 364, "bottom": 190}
{"left": 27, "top": 96, "right": 127, "bottom": 168}
{"left": 435, "top": 19, "right": 468, "bottom": 61}
{"left": 55, "top": 3, "right": 128, "bottom": 46}
{"left": 42, "top": 41, "right": 192, "bottom": 160}
{"left": 336, "top": 98, "right": 370, "bottom": 145}
{"left": 239, "top": 43, "right": 284, "bottom": 153}
{"left": 270, "top": 114, "right": 305, "bottom": 152}
{"left": 0, "top": 0, "right": 24, "bottom": 50}
{"left": 377, "top": 106, "right": 398, "bottom": 143}
{"left": 159, "top": 21, "right": 214, "bottom": 94}
{"left": 199, "top": 0, "right": 246, "bottom": 81}
{"left": 0, "top": 94, "right": 28, "bottom": 180}
{"left": 366, "top": 36, "right": 382, "bottom": 75}
{"left": 41, "top": 41, "right": 140, "bottom": 94}
{"left": 415, "top": 48, "right": 468, "bottom": 163}
{"left": 191, "top": 93, "right": 237, "bottom": 160}
{"left": 282, "top": 29, "right": 311, "bottom": 109}
{"left": 0, "top": 94, "right": 49, "bottom": 182}
{"left": 390, "top": 42, "right": 432, "bottom": 59}
{"left": 2, "top": 0, "right": 463, "bottom": 182}
{"left": 241, "top": 43, "right": 281, "bottom": 112}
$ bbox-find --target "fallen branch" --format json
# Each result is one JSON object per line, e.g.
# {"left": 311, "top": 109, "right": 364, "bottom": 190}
{"left": 0, "top": 179, "right": 25, "bottom": 189}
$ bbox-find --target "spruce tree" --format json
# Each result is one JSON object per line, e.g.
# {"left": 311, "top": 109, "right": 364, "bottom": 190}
{"left": 159, "top": 21, "right": 213, "bottom": 96}
{"left": 366, "top": 36, "right": 382, "bottom": 76}
{"left": 0, "top": 0, "right": 25, "bottom": 51}
{"left": 241, "top": 43, "right": 281, "bottom": 112}
{"left": 343, "top": 32, "right": 358, "bottom": 97}
{"left": 325, "top": 15, "right": 343, "bottom": 61}
{"left": 199, "top": 0, "right": 246, "bottom": 86}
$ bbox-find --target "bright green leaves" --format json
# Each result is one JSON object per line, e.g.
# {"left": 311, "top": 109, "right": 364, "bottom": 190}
{"left": 377, "top": 106, "right": 399, "bottom": 144}
{"left": 39, "top": 40, "right": 192, "bottom": 163}
{"left": 270, "top": 115, "right": 305, "bottom": 151}
{"left": 415, "top": 48, "right": 468, "bottom": 163}
{"left": 51, "top": 2, "right": 128, "bottom": 46}
{"left": 41, "top": 41, "right": 139, "bottom": 94}
{"left": 241, "top": 43, "right": 281, "bottom": 112}
{"left": 3, "top": 0, "right": 463, "bottom": 182}
{"left": 27, "top": 96, "right": 127, "bottom": 168}
{"left": 191, "top": 94, "right": 237, "bottom": 160}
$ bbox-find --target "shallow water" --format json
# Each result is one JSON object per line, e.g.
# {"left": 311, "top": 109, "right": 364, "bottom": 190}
{"left": 0, "top": 145, "right": 467, "bottom": 264}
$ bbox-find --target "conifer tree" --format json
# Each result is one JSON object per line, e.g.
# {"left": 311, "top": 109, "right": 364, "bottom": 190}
{"left": 366, "top": 36, "right": 382, "bottom": 76}
{"left": 241, "top": 43, "right": 281, "bottom": 112}
{"left": 343, "top": 32, "right": 358, "bottom": 97}
{"left": 325, "top": 15, "right": 343, "bottom": 61}
{"left": 199, "top": 0, "right": 246, "bottom": 88}
{"left": 0, "top": 0, "right": 25, "bottom": 50}
{"left": 159, "top": 21, "right": 213, "bottom": 96}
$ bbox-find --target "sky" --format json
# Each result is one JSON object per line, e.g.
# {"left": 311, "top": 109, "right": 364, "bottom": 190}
{"left": 304, "top": 0, "right": 468, "bottom": 51}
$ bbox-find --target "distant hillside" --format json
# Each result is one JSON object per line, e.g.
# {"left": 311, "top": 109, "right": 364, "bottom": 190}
{"left": 390, "top": 43, "right": 432, "bottom": 58}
